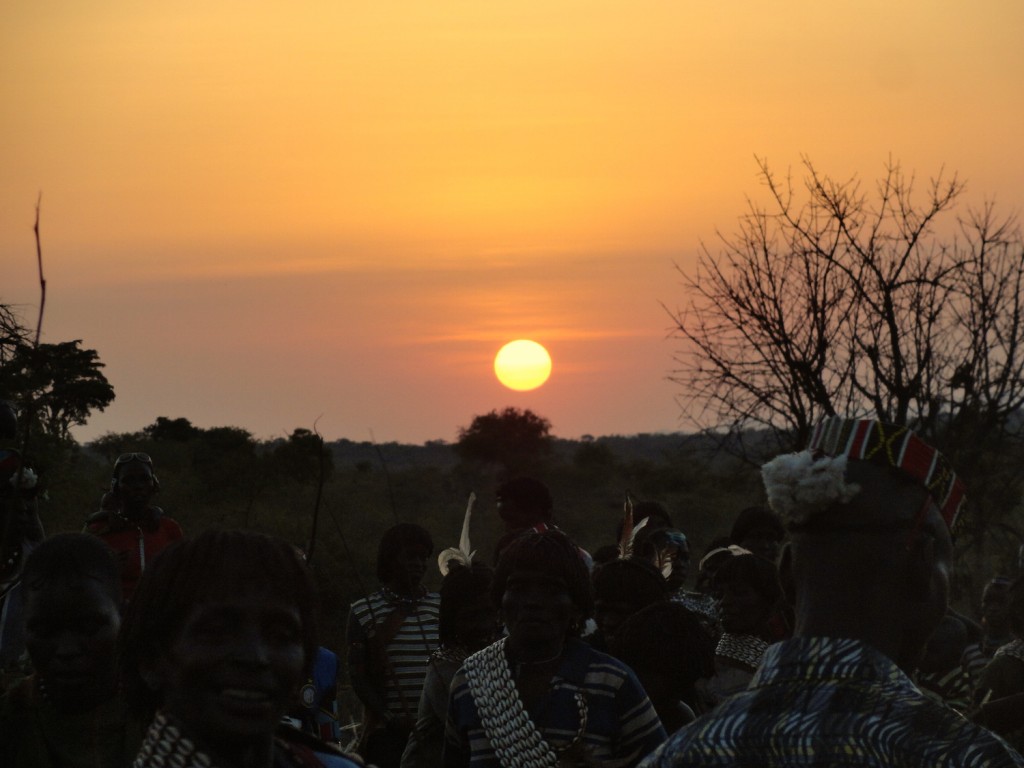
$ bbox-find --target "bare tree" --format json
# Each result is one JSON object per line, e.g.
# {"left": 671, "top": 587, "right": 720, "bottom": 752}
{"left": 667, "top": 157, "right": 1024, "bottom": 572}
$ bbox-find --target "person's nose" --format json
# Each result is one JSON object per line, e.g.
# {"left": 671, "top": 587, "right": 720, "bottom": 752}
{"left": 53, "top": 628, "right": 90, "bottom": 661}
{"left": 230, "top": 623, "right": 272, "bottom": 667}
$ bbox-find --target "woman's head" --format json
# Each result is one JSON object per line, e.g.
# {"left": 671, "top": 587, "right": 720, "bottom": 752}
{"left": 119, "top": 529, "right": 318, "bottom": 747}
{"left": 496, "top": 476, "right": 553, "bottom": 529}
{"left": 111, "top": 453, "right": 159, "bottom": 514}
{"left": 438, "top": 562, "right": 499, "bottom": 652}
{"left": 714, "top": 553, "right": 783, "bottom": 636}
{"left": 493, "top": 531, "right": 593, "bottom": 642}
{"left": 592, "top": 558, "right": 667, "bottom": 646}
{"left": 730, "top": 506, "right": 784, "bottom": 563}
{"left": 615, "top": 602, "right": 715, "bottom": 698}
{"left": 23, "top": 533, "right": 122, "bottom": 712}
{"left": 376, "top": 522, "right": 433, "bottom": 589}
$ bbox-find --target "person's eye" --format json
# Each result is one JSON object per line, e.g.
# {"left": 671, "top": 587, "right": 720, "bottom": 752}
{"left": 191, "top": 617, "right": 232, "bottom": 641}
{"left": 77, "top": 616, "right": 109, "bottom": 635}
{"left": 266, "top": 620, "right": 301, "bottom": 645}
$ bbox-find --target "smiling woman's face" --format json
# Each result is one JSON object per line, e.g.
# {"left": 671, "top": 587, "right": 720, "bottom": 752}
{"left": 25, "top": 577, "right": 120, "bottom": 712}
{"left": 152, "top": 585, "right": 306, "bottom": 754}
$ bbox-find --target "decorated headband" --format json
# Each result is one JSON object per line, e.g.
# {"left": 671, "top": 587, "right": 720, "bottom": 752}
{"left": 763, "top": 417, "right": 965, "bottom": 532}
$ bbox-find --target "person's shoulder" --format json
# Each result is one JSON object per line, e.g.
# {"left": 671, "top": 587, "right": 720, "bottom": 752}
{"left": 155, "top": 511, "right": 183, "bottom": 537}
{"left": 84, "top": 509, "right": 118, "bottom": 533}
{"left": 634, "top": 715, "right": 719, "bottom": 767}
{"left": 276, "top": 724, "right": 364, "bottom": 767}
{"left": 568, "top": 638, "right": 630, "bottom": 671}
{"left": 0, "top": 675, "right": 38, "bottom": 714}
{"left": 348, "top": 590, "right": 386, "bottom": 615}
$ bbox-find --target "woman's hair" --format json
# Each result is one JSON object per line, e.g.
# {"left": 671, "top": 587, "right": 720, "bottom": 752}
{"left": 492, "top": 530, "right": 594, "bottom": 630}
{"left": 376, "top": 522, "right": 434, "bottom": 583}
{"left": 22, "top": 533, "right": 121, "bottom": 603}
{"left": 438, "top": 562, "right": 494, "bottom": 647}
{"left": 615, "top": 602, "right": 715, "bottom": 689}
{"left": 730, "top": 506, "right": 784, "bottom": 544}
{"left": 592, "top": 558, "right": 667, "bottom": 609}
{"left": 496, "top": 477, "right": 553, "bottom": 523}
{"left": 118, "top": 529, "right": 318, "bottom": 714}
{"left": 713, "top": 552, "right": 783, "bottom": 607}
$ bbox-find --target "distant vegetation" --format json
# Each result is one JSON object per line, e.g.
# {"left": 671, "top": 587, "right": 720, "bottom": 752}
{"left": 23, "top": 414, "right": 764, "bottom": 649}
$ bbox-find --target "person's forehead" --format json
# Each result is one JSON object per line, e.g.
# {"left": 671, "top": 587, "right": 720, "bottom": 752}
{"left": 26, "top": 577, "right": 118, "bottom": 617}
{"left": 118, "top": 461, "right": 153, "bottom": 476}
{"left": 508, "top": 567, "right": 566, "bottom": 584}
{"left": 187, "top": 589, "right": 301, "bottom": 619}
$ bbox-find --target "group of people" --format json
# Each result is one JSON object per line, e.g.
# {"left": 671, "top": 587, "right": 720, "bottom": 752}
{"left": 346, "top": 418, "right": 1024, "bottom": 767}
{"left": 4, "top": 404, "right": 1024, "bottom": 766}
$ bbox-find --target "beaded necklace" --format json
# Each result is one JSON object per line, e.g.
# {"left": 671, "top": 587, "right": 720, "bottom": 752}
{"left": 462, "top": 638, "right": 587, "bottom": 768}
{"left": 715, "top": 632, "right": 769, "bottom": 671}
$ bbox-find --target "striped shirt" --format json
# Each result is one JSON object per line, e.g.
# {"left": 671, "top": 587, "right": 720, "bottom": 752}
{"left": 444, "top": 638, "right": 666, "bottom": 767}
{"left": 639, "top": 636, "right": 1024, "bottom": 767}
{"left": 348, "top": 588, "right": 440, "bottom": 720}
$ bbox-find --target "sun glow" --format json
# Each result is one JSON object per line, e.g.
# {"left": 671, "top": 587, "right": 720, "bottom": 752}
{"left": 494, "top": 340, "right": 552, "bottom": 391}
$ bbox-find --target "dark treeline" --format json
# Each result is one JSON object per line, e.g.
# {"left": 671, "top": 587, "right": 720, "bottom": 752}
{"left": 28, "top": 415, "right": 772, "bottom": 652}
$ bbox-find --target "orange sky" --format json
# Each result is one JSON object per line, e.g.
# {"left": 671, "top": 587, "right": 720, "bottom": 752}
{"left": 2, "top": 1, "right": 1022, "bottom": 444}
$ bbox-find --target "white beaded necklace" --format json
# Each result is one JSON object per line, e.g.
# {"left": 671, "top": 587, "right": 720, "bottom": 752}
{"left": 463, "top": 637, "right": 587, "bottom": 768}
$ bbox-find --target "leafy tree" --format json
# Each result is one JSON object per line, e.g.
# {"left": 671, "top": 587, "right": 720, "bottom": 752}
{"left": 454, "top": 407, "right": 553, "bottom": 473}
{"left": 0, "top": 339, "right": 115, "bottom": 441}
{"left": 272, "top": 428, "right": 334, "bottom": 485}
{"left": 143, "top": 416, "right": 202, "bottom": 442}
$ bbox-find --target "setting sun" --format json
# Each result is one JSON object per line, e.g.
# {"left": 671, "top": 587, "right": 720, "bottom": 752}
{"left": 494, "top": 340, "right": 552, "bottom": 392}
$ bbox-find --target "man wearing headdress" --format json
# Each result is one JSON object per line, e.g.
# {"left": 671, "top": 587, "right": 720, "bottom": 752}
{"left": 640, "top": 417, "right": 1024, "bottom": 767}
{"left": 83, "top": 452, "right": 182, "bottom": 603}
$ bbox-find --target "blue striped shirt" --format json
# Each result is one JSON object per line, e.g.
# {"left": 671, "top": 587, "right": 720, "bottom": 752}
{"left": 444, "top": 638, "right": 666, "bottom": 767}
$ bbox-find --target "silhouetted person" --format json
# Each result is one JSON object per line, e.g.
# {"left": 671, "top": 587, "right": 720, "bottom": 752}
{"left": 640, "top": 417, "right": 1023, "bottom": 767}
{"left": 119, "top": 529, "right": 362, "bottom": 768}
{"left": 445, "top": 530, "right": 665, "bottom": 767}
{"left": 616, "top": 602, "right": 717, "bottom": 731}
{"left": 0, "top": 533, "right": 144, "bottom": 767}
{"left": 963, "top": 577, "right": 1015, "bottom": 696}
{"left": 729, "top": 505, "right": 785, "bottom": 564}
{"left": 84, "top": 453, "right": 182, "bottom": 602}
{"left": 973, "top": 576, "right": 1024, "bottom": 749}
{"left": 702, "top": 552, "right": 783, "bottom": 704}
{"left": 347, "top": 523, "right": 439, "bottom": 768}
{"left": 0, "top": 408, "right": 44, "bottom": 685}
{"left": 591, "top": 557, "right": 668, "bottom": 653}
{"left": 401, "top": 562, "right": 498, "bottom": 768}
{"left": 917, "top": 613, "right": 972, "bottom": 712}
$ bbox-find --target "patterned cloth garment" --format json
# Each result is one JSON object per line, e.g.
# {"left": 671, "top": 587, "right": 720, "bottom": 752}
{"left": 638, "top": 636, "right": 1024, "bottom": 768}
{"left": 916, "top": 664, "right": 973, "bottom": 713}
{"left": 961, "top": 636, "right": 1010, "bottom": 700}
{"left": 349, "top": 588, "right": 440, "bottom": 720}
{"left": 444, "top": 637, "right": 666, "bottom": 767}
{"left": 133, "top": 711, "right": 363, "bottom": 768}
